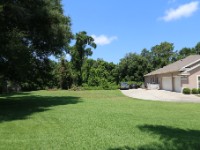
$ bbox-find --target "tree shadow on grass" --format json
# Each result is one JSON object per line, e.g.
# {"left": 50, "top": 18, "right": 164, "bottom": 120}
{"left": 0, "top": 94, "right": 81, "bottom": 122}
{"left": 0, "top": 92, "right": 32, "bottom": 97}
{"left": 108, "top": 125, "right": 200, "bottom": 150}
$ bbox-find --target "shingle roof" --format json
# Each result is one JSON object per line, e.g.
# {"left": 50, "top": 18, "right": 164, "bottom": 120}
{"left": 144, "top": 55, "right": 200, "bottom": 76}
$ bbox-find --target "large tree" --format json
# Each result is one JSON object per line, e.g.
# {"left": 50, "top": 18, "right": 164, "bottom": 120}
{"left": 70, "top": 31, "right": 96, "bottom": 86}
{"left": 84, "top": 59, "right": 118, "bottom": 87}
{"left": 150, "top": 42, "right": 175, "bottom": 70}
{"left": 56, "top": 58, "right": 72, "bottom": 89}
{"left": 195, "top": 42, "right": 200, "bottom": 55}
{"left": 0, "top": 0, "right": 72, "bottom": 84}
{"left": 177, "top": 47, "right": 195, "bottom": 60}
{"left": 119, "top": 53, "right": 151, "bottom": 82}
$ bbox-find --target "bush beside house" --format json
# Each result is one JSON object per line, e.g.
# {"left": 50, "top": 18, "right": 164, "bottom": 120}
{"left": 183, "top": 88, "right": 200, "bottom": 94}
{"left": 192, "top": 88, "right": 198, "bottom": 94}
{"left": 183, "top": 88, "right": 191, "bottom": 94}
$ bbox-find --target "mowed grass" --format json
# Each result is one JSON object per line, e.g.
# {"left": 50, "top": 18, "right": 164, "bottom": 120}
{"left": 0, "top": 90, "right": 200, "bottom": 150}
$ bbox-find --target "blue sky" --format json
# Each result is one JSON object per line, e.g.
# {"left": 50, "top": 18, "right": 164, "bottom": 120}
{"left": 62, "top": 0, "right": 200, "bottom": 64}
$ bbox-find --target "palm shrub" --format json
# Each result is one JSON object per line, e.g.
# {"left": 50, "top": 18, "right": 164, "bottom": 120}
{"left": 183, "top": 88, "right": 191, "bottom": 94}
{"left": 192, "top": 88, "right": 198, "bottom": 94}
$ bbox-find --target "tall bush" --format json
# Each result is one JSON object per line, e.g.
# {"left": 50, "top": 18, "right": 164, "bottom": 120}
{"left": 198, "top": 88, "right": 200, "bottom": 94}
{"left": 183, "top": 88, "right": 191, "bottom": 94}
{"left": 192, "top": 88, "right": 198, "bottom": 94}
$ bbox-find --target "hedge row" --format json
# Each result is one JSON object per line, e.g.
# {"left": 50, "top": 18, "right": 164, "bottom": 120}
{"left": 183, "top": 88, "right": 200, "bottom": 94}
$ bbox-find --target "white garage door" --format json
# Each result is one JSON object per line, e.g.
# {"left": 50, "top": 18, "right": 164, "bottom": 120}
{"left": 162, "top": 77, "right": 172, "bottom": 91}
{"left": 174, "top": 77, "right": 181, "bottom": 92}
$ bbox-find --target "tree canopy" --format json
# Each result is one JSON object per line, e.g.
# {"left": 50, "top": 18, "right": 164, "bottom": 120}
{"left": 0, "top": 0, "right": 72, "bottom": 83}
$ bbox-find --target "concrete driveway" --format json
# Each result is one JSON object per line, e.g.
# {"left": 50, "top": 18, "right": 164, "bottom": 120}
{"left": 121, "top": 89, "right": 200, "bottom": 103}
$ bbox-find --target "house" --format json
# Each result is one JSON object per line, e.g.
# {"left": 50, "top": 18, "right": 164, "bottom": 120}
{"left": 144, "top": 55, "right": 200, "bottom": 93}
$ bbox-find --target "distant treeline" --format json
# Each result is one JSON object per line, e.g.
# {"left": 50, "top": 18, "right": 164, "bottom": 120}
{"left": 2, "top": 41, "right": 200, "bottom": 92}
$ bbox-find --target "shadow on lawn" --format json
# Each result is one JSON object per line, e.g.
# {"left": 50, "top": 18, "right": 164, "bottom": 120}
{"left": 0, "top": 92, "right": 32, "bottom": 97}
{"left": 109, "top": 125, "right": 200, "bottom": 150}
{"left": 0, "top": 93, "right": 81, "bottom": 122}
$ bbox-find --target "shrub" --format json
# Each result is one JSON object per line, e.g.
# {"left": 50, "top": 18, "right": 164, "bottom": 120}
{"left": 183, "top": 88, "right": 191, "bottom": 94}
{"left": 21, "top": 82, "right": 41, "bottom": 91}
{"left": 82, "top": 82, "right": 119, "bottom": 90}
{"left": 69, "top": 85, "right": 82, "bottom": 91}
{"left": 106, "top": 83, "right": 119, "bottom": 90}
{"left": 192, "top": 88, "right": 198, "bottom": 94}
{"left": 198, "top": 88, "right": 200, "bottom": 94}
{"left": 101, "top": 79, "right": 109, "bottom": 90}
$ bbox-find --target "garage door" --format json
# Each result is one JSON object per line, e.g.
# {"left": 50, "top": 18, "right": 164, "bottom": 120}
{"left": 174, "top": 77, "right": 181, "bottom": 92}
{"left": 162, "top": 77, "right": 172, "bottom": 91}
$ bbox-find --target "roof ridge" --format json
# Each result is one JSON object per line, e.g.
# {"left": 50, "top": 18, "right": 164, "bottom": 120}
{"left": 144, "top": 55, "right": 200, "bottom": 76}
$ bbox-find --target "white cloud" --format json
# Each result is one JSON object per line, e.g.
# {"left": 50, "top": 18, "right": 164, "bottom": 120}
{"left": 91, "top": 35, "right": 118, "bottom": 46}
{"left": 161, "top": 1, "right": 199, "bottom": 22}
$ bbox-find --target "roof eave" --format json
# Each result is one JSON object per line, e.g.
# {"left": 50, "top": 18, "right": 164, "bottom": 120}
{"left": 144, "top": 71, "right": 177, "bottom": 77}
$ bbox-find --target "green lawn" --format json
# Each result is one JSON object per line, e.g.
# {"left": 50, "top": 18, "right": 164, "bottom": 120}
{"left": 0, "top": 90, "right": 200, "bottom": 150}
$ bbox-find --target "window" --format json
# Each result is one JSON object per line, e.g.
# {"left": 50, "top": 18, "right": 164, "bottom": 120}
{"left": 151, "top": 77, "right": 155, "bottom": 83}
{"left": 155, "top": 77, "right": 158, "bottom": 84}
{"left": 151, "top": 78, "right": 153, "bottom": 83}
